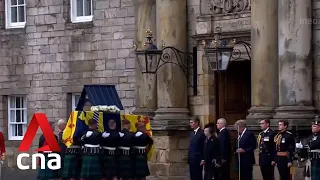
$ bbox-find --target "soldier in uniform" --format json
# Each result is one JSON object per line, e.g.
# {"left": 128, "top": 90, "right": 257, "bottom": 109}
{"left": 101, "top": 119, "right": 120, "bottom": 180}
{"left": 0, "top": 131, "right": 6, "bottom": 180}
{"left": 309, "top": 117, "right": 320, "bottom": 180}
{"left": 117, "top": 119, "right": 134, "bottom": 180}
{"left": 258, "top": 119, "right": 276, "bottom": 180}
{"left": 132, "top": 122, "right": 153, "bottom": 180}
{"left": 274, "top": 120, "right": 295, "bottom": 180}
{"left": 80, "top": 118, "right": 102, "bottom": 180}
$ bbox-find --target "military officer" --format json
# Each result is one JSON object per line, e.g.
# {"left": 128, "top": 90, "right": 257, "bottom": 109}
{"left": 309, "top": 117, "right": 320, "bottom": 180}
{"left": 274, "top": 120, "right": 295, "bottom": 180}
{"left": 258, "top": 119, "right": 276, "bottom": 180}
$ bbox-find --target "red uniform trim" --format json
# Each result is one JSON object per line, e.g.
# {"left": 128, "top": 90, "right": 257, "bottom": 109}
{"left": 0, "top": 132, "right": 5, "bottom": 153}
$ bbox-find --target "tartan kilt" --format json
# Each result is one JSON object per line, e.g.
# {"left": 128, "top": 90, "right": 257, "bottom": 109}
{"left": 117, "top": 154, "right": 133, "bottom": 178}
{"left": 37, "top": 156, "right": 59, "bottom": 180}
{"left": 133, "top": 154, "right": 150, "bottom": 178}
{"left": 61, "top": 154, "right": 81, "bottom": 178}
{"left": 311, "top": 160, "right": 320, "bottom": 180}
{"left": 80, "top": 154, "right": 102, "bottom": 179}
{"left": 102, "top": 154, "right": 117, "bottom": 177}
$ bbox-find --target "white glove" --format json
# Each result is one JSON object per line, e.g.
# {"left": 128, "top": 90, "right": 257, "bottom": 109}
{"left": 102, "top": 132, "right": 110, "bottom": 138}
{"left": 296, "top": 141, "right": 303, "bottom": 148}
{"left": 119, "top": 132, "right": 124, "bottom": 137}
{"left": 135, "top": 132, "right": 143, "bottom": 137}
{"left": 86, "top": 131, "right": 93, "bottom": 137}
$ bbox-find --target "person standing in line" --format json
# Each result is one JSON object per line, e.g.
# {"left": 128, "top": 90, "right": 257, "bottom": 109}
{"left": 57, "top": 119, "right": 67, "bottom": 180}
{"left": 202, "top": 123, "right": 221, "bottom": 180}
{"left": 188, "top": 116, "right": 206, "bottom": 180}
{"left": 101, "top": 119, "right": 120, "bottom": 180}
{"left": 216, "top": 118, "right": 231, "bottom": 180}
{"left": 234, "top": 120, "right": 256, "bottom": 180}
{"left": 132, "top": 122, "right": 153, "bottom": 180}
{"left": 0, "top": 130, "right": 6, "bottom": 180}
{"left": 117, "top": 119, "right": 135, "bottom": 180}
{"left": 258, "top": 119, "right": 276, "bottom": 180}
{"left": 308, "top": 117, "right": 320, "bottom": 180}
{"left": 274, "top": 120, "right": 295, "bottom": 180}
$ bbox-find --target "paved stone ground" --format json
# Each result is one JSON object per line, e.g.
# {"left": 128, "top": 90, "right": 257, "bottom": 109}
{"left": 2, "top": 167, "right": 37, "bottom": 180}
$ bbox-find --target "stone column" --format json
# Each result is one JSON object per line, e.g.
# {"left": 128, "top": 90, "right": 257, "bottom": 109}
{"left": 133, "top": 0, "right": 157, "bottom": 117}
{"left": 153, "top": 0, "right": 190, "bottom": 130}
{"left": 246, "top": 0, "right": 278, "bottom": 128}
{"left": 273, "top": 0, "right": 315, "bottom": 128}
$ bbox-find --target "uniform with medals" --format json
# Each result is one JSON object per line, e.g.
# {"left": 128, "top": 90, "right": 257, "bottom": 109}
{"left": 117, "top": 122, "right": 134, "bottom": 180}
{"left": 61, "top": 136, "right": 82, "bottom": 180}
{"left": 258, "top": 128, "right": 276, "bottom": 180}
{"left": 274, "top": 130, "right": 295, "bottom": 180}
{"left": 133, "top": 130, "right": 153, "bottom": 179}
{"left": 80, "top": 119, "right": 102, "bottom": 180}
{"left": 309, "top": 119, "right": 320, "bottom": 180}
{"left": 37, "top": 134, "right": 59, "bottom": 180}
{"left": 101, "top": 128, "right": 120, "bottom": 179}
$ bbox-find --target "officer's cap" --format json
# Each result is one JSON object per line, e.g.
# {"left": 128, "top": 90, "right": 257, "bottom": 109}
{"left": 313, "top": 116, "right": 320, "bottom": 125}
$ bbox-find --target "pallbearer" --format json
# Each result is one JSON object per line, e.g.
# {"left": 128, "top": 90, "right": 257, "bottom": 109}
{"left": 101, "top": 119, "right": 120, "bottom": 180}
{"left": 80, "top": 118, "right": 102, "bottom": 180}
{"left": 117, "top": 119, "right": 134, "bottom": 180}
{"left": 61, "top": 136, "right": 82, "bottom": 180}
{"left": 133, "top": 122, "right": 153, "bottom": 180}
{"left": 309, "top": 117, "right": 320, "bottom": 180}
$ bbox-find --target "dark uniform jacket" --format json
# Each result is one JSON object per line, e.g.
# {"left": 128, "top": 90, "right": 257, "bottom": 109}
{"left": 258, "top": 128, "right": 276, "bottom": 166}
{"left": 274, "top": 130, "right": 295, "bottom": 163}
{"left": 236, "top": 129, "right": 257, "bottom": 166}
{"left": 218, "top": 128, "right": 231, "bottom": 162}
{"left": 203, "top": 136, "right": 221, "bottom": 171}
{"left": 309, "top": 133, "right": 320, "bottom": 151}
{"left": 188, "top": 128, "right": 206, "bottom": 165}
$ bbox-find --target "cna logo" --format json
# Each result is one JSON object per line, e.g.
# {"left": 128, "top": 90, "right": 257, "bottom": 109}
{"left": 17, "top": 113, "right": 61, "bottom": 170}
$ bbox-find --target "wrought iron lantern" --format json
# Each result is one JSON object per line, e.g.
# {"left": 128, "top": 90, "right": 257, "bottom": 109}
{"left": 133, "top": 28, "right": 198, "bottom": 96}
{"left": 202, "top": 26, "right": 251, "bottom": 71}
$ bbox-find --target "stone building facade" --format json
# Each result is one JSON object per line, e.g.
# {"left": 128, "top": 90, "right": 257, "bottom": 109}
{"left": 0, "top": 0, "right": 320, "bottom": 179}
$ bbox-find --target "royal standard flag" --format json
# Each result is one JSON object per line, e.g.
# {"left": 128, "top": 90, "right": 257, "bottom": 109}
{"left": 121, "top": 114, "right": 154, "bottom": 161}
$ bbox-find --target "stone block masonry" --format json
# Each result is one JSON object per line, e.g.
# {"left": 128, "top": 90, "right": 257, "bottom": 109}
{"left": 0, "top": 0, "right": 136, "bottom": 167}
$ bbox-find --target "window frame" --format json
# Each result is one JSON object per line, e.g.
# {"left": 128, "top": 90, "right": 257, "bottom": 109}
{"left": 71, "top": 93, "right": 81, "bottom": 111}
{"left": 70, "top": 0, "right": 93, "bottom": 23}
{"left": 5, "top": 0, "right": 27, "bottom": 29}
{"left": 8, "top": 96, "right": 28, "bottom": 141}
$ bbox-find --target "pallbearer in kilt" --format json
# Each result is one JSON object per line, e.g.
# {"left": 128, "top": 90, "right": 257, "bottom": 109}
{"left": 309, "top": 117, "right": 320, "bottom": 180}
{"left": 80, "top": 118, "right": 102, "bottom": 180}
{"left": 117, "top": 119, "right": 134, "bottom": 180}
{"left": 61, "top": 136, "right": 82, "bottom": 180}
{"left": 101, "top": 119, "right": 120, "bottom": 180}
{"left": 133, "top": 122, "right": 153, "bottom": 180}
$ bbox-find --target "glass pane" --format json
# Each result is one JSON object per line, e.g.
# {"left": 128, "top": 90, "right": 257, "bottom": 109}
{"left": 11, "top": 7, "right": 18, "bottom": 23}
{"left": 16, "top": 97, "right": 20, "bottom": 108}
{"left": 18, "top": 6, "right": 25, "bottom": 22}
{"left": 76, "top": 0, "right": 83, "bottom": 16}
{"left": 21, "top": 97, "right": 25, "bottom": 108}
{"left": 18, "top": 0, "right": 24, "bottom": 5}
{"left": 10, "top": 110, "right": 15, "bottom": 122}
{"left": 22, "top": 110, "right": 25, "bottom": 122}
{"left": 17, "top": 124, "right": 23, "bottom": 136}
{"left": 16, "top": 110, "right": 21, "bottom": 122}
{"left": 11, "top": 0, "right": 17, "bottom": 5}
{"left": 84, "top": 0, "right": 91, "bottom": 16}
{"left": 75, "top": 95, "right": 80, "bottom": 105}
{"left": 11, "top": 125, "right": 16, "bottom": 137}
{"left": 9, "top": 97, "right": 15, "bottom": 108}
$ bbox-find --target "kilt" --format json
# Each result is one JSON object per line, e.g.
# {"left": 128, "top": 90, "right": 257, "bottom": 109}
{"left": 134, "top": 154, "right": 150, "bottom": 178}
{"left": 61, "top": 154, "right": 81, "bottom": 178}
{"left": 102, "top": 154, "right": 117, "bottom": 177}
{"left": 37, "top": 156, "right": 59, "bottom": 180}
{"left": 118, "top": 154, "right": 133, "bottom": 178}
{"left": 311, "top": 160, "right": 320, "bottom": 180}
{"left": 80, "top": 154, "right": 102, "bottom": 179}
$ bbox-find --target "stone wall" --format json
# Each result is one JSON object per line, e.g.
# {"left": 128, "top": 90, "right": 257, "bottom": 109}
{"left": 314, "top": 0, "right": 320, "bottom": 112}
{"left": 0, "top": 0, "right": 136, "bottom": 167}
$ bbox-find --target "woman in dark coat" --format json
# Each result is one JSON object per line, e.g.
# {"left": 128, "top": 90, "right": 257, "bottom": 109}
{"left": 132, "top": 122, "right": 153, "bottom": 180}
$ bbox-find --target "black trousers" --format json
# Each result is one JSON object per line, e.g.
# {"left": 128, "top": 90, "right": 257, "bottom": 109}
{"left": 189, "top": 163, "right": 203, "bottom": 180}
{"left": 276, "top": 156, "right": 290, "bottom": 180}
{"left": 220, "top": 162, "right": 230, "bottom": 180}
{"left": 240, "top": 164, "right": 253, "bottom": 180}
{"left": 260, "top": 165, "right": 274, "bottom": 180}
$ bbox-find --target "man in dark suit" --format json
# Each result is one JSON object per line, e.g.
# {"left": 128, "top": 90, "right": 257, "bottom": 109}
{"left": 234, "top": 120, "right": 256, "bottom": 180}
{"left": 216, "top": 118, "right": 231, "bottom": 180}
{"left": 258, "top": 119, "right": 276, "bottom": 180}
{"left": 188, "top": 116, "right": 206, "bottom": 180}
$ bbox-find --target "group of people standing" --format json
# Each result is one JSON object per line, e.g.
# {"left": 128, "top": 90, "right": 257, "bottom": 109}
{"left": 37, "top": 118, "right": 153, "bottom": 180}
{"left": 188, "top": 116, "right": 320, "bottom": 180}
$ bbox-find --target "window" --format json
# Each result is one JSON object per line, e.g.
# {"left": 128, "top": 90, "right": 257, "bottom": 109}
{"left": 8, "top": 96, "right": 27, "bottom": 140}
{"left": 5, "top": 0, "right": 26, "bottom": 29}
{"left": 72, "top": 94, "right": 81, "bottom": 110}
{"left": 70, "top": 0, "right": 93, "bottom": 23}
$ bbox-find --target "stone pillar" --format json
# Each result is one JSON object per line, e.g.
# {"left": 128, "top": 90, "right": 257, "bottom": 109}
{"left": 153, "top": 0, "right": 190, "bottom": 130}
{"left": 273, "top": 0, "right": 315, "bottom": 128}
{"left": 133, "top": 0, "right": 157, "bottom": 117}
{"left": 247, "top": 0, "right": 279, "bottom": 128}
